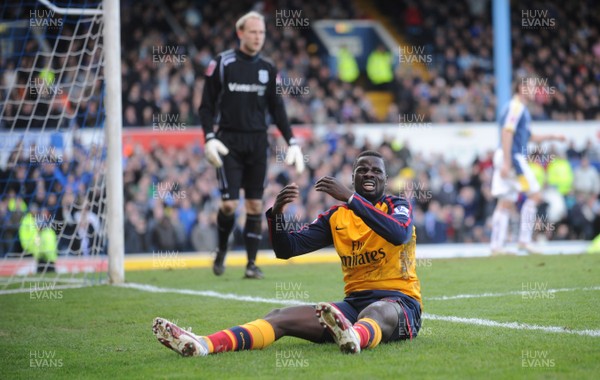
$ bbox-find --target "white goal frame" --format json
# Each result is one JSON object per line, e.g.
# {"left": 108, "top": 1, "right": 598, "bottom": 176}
{"left": 35, "top": 0, "right": 124, "bottom": 284}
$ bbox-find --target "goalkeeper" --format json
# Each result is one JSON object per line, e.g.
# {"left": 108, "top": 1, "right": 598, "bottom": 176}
{"left": 153, "top": 151, "right": 421, "bottom": 355}
{"left": 199, "top": 11, "right": 304, "bottom": 279}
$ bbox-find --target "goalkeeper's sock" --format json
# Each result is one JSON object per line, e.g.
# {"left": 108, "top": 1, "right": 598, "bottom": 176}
{"left": 203, "top": 319, "right": 276, "bottom": 353}
{"left": 244, "top": 213, "right": 262, "bottom": 264}
{"left": 353, "top": 318, "right": 382, "bottom": 350}
{"left": 217, "top": 209, "right": 235, "bottom": 253}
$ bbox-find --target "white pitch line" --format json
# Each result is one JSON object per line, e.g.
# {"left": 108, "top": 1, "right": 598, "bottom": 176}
{"left": 426, "top": 286, "right": 600, "bottom": 301}
{"left": 120, "top": 282, "right": 600, "bottom": 338}
{"left": 118, "top": 282, "right": 311, "bottom": 306}
{"left": 0, "top": 284, "right": 86, "bottom": 295}
{"left": 423, "top": 313, "right": 600, "bottom": 337}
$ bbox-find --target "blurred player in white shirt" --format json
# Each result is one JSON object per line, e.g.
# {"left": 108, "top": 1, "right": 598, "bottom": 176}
{"left": 490, "top": 78, "right": 565, "bottom": 254}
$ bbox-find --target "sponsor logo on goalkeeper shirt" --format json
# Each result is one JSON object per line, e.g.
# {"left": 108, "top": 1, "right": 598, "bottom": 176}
{"left": 227, "top": 83, "right": 267, "bottom": 95}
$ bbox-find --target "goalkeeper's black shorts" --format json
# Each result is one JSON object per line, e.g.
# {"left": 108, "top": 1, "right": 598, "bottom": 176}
{"left": 216, "top": 130, "right": 269, "bottom": 201}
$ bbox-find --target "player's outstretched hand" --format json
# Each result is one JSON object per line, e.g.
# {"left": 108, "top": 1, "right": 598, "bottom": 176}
{"left": 272, "top": 183, "right": 300, "bottom": 214}
{"left": 285, "top": 143, "right": 305, "bottom": 174}
{"left": 315, "top": 176, "right": 353, "bottom": 202}
{"left": 205, "top": 138, "right": 229, "bottom": 168}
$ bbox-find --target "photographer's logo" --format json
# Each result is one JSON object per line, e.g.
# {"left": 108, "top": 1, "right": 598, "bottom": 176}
{"left": 29, "top": 146, "right": 63, "bottom": 164}
{"left": 30, "top": 78, "right": 63, "bottom": 97}
{"left": 152, "top": 45, "right": 187, "bottom": 66}
{"left": 521, "top": 282, "right": 555, "bottom": 300}
{"left": 521, "top": 77, "right": 556, "bottom": 96}
{"left": 275, "top": 282, "right": 309, "bottom": 301}
{"left": 521, "top": 350, "right": 555, "bottom": 368}
{"left": 30, "top": 283, "right": 63, "bottom": 300}
{"left": 275, "top": 350, "right": 309, "bottom": 368}
{"left": 399, "top": 113, "right": 431, "bottom": 129}
{"left": 152, "top": 251, "right": 186, "bottom": 269}
{"left": 398, "top": 181, "right": 432, "bottom": 201}
{"left": 276, "top": 77, "right": 310, "bottom": 97}
{"left": 274, "top": 145, "right": 309, "bottom": 166}
{"left": 30, "top": 9, "right": 63, "bottom": 29}
{"left": 152, "top": 182, "right": 186, "bottom": 200}
{"left": 275, "top": 9, "right": 310, "bottom": 29}
{"left": 30, "top": 350, "right": 63, "bottom": 368}
{"left": 522, "top": 145, "right": 555, "bottom": 164}
{"left": 152, "top": 113, "right": 186, "bottom": 131}
{"left": 521, "top": 10, "right": 556, "bottom": 29}
{"left": 274, "top": 214, "right": 309, "bottom": 233}
{"left": 398, "top": 46, "right": 432, "bottom": 65}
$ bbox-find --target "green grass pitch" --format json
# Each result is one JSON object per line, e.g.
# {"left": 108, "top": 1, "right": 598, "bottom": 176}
{"left": 1, "top": 254, "right": 599, "bottom": 379}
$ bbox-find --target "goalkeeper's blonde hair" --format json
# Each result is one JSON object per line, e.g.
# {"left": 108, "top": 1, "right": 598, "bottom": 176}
{"left": 236, "top": 11, "right": 264, "bottom": 31}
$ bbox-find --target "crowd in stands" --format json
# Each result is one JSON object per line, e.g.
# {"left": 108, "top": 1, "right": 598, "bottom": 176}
{"left": 117, "top": 133, "right": 599, "bottom": 253}
{"left": 116, "top": 0, "right": 600, "bottom": 128}
{"left": 1, "top": 132, "right": 598, "bottom": 256}
{"left": 0, "top": 139, "right": 106, "bottom": 257}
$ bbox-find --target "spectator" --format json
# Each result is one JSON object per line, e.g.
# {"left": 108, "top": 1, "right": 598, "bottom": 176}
{"left": 573, "top": 156, "right": 600, "bottom": 197}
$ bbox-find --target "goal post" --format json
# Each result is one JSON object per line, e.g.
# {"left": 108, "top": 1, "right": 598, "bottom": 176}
{"left": 0, "top": 0, "right": 124, "bottom": 289}
{"left": 103, "top": 0, "right": 124, "bottom": 284}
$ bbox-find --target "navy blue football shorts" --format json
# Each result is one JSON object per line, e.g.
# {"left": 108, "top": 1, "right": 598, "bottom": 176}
{"left": 321, "top": 289, "right": 422, "bottom": 342}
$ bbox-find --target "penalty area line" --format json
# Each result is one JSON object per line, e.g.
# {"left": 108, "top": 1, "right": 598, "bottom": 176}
{"left": 122, "top": 282, "right": 600, "bottom": 338}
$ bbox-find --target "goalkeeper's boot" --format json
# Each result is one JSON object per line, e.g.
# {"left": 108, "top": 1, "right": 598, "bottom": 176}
{"left": 212, "top": 250, "right": 226, "bottom": 276}
{"left": 244, "top": 262, "right": 264, "bottom": 279}
{"left": 153, "top": 317, "right": 209, "bottom": 357}
{"left": 316, "top": 302, "right": 361, "bottom": 354}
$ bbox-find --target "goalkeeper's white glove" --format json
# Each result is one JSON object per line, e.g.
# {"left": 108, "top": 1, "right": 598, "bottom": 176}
{"left": 285, "top": 138, "right": 305, "bottom": 173}
{"left": 204, "top": 133, "right": 229, "bottom": 168}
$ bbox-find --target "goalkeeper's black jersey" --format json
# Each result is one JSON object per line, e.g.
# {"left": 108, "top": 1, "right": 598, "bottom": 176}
{"left": 199, "top": 48, "right": 292, "bottom": 143}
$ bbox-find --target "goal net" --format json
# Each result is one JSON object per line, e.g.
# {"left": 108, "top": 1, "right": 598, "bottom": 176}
{"left": 0, "top": 0, "right": 113, "bottom": 291}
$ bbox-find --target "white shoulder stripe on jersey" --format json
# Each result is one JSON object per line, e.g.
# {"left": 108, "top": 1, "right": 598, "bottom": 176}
{"left": 502, "top": 98, "right": 525, "bottom": 132}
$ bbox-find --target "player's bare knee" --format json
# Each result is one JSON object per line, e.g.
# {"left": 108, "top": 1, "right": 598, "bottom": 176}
{"left": 358, "top": 301, "right": 398, "bottom": 339}
{"left": 220, "top": 201, "right": 238, "bottom": 215}
{"left": 264, "top": 308, "right": 282, "bottom": 319}
{"left": 245, "top": 199, "right": 263, "bottom": 214}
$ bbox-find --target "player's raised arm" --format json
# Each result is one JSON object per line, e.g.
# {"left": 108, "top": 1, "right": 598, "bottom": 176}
{"left": 266, "top": 183, "right": 333, "bottom": 259}
{"left": 347, "top": 193, "right": 413, "bottom": 246}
